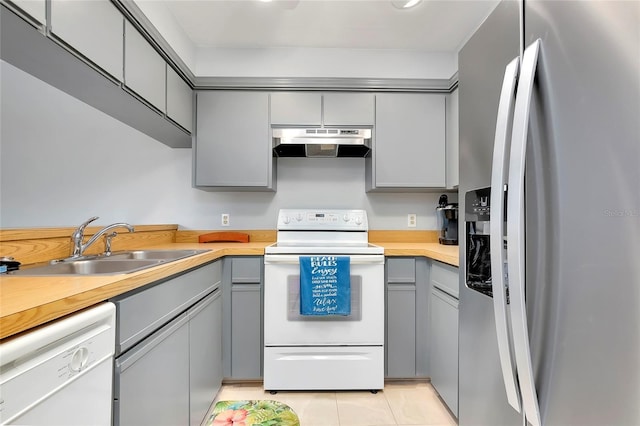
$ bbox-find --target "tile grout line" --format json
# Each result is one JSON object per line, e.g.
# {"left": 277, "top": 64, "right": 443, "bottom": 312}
{"left": 382, "top": 389, "right": 400, "bottom": 426}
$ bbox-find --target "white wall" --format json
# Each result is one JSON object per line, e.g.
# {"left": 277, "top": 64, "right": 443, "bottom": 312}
{"left": 132, "top": 1, "right": 458, "bottom": 79}
{"left": 195, "top": 48, "right": 457, "bottom": 79}
{"left": 0, "top": 61, "right": 454, "bottom": 230}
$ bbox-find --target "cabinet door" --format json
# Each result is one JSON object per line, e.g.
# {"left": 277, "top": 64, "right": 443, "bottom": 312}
{"left": 431, "top": 261, "right": 459, "bottom": 298}
{"left": 231, "top": 284, "right": 262, "bottom": 379}
{"left": 270, "top": 92, "right": 321, "bottom": 126}
{"left": 372, "top": 93, "right": 446, "bottom": 189}
{"left": 195, "top": 91, "right": 273, "bottom": 190}
{"left": 115, "top": 314, "right": 190, "bottom": 426}
{"left": 386, "top": 258, "right": 417, "bottom": 378}
{"left": 189, "top": 290, "right": 222, "bottom": 426}
{"left": 166, "top": 65, "right": 193, "bottom": 132}
{"left": 229, "top": 257, "right": 262, "bottom": 379}
{"left": 429, "top": 287, "right": 459, "bottom": 416}
{"left": 51, "top": 0, "right": 124, "bottom": 81}
{"left": 124, "top": 21, "right": 165, "bottom": 112}
{"left": 446, "top": 89, "right": 459, "bottom": 188}
{"left": 387, "top": 284, "right": 416, "bottom": 377}
{"left": 323, "top": 93, "right": 375, "bottom": 126}
{"left": 11, "top": 0, "right": 45, "bottom": 24}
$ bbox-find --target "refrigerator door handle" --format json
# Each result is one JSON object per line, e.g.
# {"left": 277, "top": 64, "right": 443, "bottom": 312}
{"left": 490, "top": 56, "right": 522, "bottom": 414}
{"left": 507, "top": 39, "right": 542, "bottom": 426}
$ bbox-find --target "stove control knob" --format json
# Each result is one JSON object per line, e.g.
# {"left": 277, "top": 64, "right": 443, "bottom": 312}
{"left": 282, "top": 216, "right": 291, "bottom": 224}
{"left": 296, "top": 213, "right": 304, "bottom": 222}
{"left": 355, "top": 216, "right": 363, "bottom": 225}
{"left": 343, "top": 214, "right": 350, "bottom": 222}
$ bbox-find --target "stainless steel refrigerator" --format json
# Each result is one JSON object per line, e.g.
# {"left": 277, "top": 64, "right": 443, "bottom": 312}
{"left": 458, "top": 1, "right": 640, "bottom": 425}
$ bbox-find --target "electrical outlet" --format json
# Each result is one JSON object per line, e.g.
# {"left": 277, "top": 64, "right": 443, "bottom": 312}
{"left": 221, "top": 213, "right": 230, "bottom": 226}
{"left": 408, "top": 213, "right": 417, "bottom": 228}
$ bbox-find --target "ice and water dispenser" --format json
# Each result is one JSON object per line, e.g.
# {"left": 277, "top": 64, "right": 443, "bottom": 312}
{"left": 465, "top": 187, "right": 499, "bottom": 297}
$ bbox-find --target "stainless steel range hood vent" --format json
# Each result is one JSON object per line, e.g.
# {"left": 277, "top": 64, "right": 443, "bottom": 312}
{"left": 272, "top": 128, "right": 372, "bottom": 158}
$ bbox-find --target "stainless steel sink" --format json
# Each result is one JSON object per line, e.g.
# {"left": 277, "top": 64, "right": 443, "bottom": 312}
{"left": 10, "top": 249, "right": 210, "bottom": 276}
{"left": 11, "top": 259, "right": 164, "bottom": 276}
{"left": 106, "top": 249, "right": 209, "bottom": 261}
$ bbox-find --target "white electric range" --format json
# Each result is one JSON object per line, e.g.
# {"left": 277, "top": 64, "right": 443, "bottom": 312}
{"left": 263, "top": 209, "right": 385, "bottom": 391}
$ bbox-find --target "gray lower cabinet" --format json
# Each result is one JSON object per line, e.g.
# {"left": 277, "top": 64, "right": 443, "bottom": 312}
{"left": 112, "top": 261, "right": 222, "bottom": 426}
{"left": 195, "top": 91, "right": 275, "bottom": 191}
{"left": 429, "top": 261, "right": 459, "bottom": 417}
{"left": 385, "top": 257, "right": 430, "bottom": 378}
{"left": 189, "top": 290, "right": 223, "bottom": 426}
{"left": 222, "top": 256, "right": 263, "bottom": 379}
{"left": 115, "top": 312, "right": 191, "bottom": 426}
{"left": 367, "top": 93, "right": 446, "bottom": 191}
{"left": 50, "top": 0, "right": 124, "bottom": 81}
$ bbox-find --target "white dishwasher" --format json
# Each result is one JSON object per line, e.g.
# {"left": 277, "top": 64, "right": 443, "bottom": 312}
{"left": 0, "top": 302, "right": 116, "bottom": 425}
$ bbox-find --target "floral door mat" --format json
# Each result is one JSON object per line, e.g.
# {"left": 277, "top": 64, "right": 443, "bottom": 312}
{"left": 206, "top": 400, "right": 300, "bottom": 426}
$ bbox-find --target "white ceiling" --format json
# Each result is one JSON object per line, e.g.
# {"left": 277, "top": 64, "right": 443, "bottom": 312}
{"left": 153, "top": 0, "right": 499, "bottom": 51}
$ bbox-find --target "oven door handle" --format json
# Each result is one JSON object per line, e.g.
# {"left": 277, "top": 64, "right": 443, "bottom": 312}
{"left": 264, "top": 255, "right": 385, "bottom": 265}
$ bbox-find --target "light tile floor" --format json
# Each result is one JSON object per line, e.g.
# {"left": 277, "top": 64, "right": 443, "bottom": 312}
{"left": 206, "top": 381, "right": 457, "bottom": 426}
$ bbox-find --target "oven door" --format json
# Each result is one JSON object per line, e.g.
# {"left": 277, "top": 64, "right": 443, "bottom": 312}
{"left": 263, "top": 254, "right": 385, "bottom": 346}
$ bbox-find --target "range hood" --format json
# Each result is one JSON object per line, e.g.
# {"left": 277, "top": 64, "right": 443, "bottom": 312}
{"left": 272, "top": 128, "right": 372, "bottom": 158}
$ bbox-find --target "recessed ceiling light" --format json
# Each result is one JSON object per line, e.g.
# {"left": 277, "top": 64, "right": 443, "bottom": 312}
{"left": 391, "top": 0, "right": 422, "bottom": 9}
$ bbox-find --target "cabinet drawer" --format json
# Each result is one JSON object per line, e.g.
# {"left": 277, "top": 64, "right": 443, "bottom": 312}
{"left": 431, "top": 261, "right": 459, "bottom": 298}
{"left": 231, "top": 257, "right": 262, "bottom": 283}
{"left": 113, "top": 262, "right": 220, "bottom": 354}
{"left": 387, "top": 257, "right": 416, "bottom": 284}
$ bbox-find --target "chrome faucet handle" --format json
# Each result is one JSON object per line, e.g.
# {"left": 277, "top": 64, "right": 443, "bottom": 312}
{"left": 103, "top": 232, "right": 118, "bottom": 256}
{"left": 75, "top": 216, "right": 99, "bottom": 234}
{"left": 71, "top": 216, "right": 99, "bottom": 257}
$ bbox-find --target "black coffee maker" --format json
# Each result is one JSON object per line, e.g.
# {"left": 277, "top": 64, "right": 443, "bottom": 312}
{"left": 436, "top": 194, "right": 459, "bottom": 245}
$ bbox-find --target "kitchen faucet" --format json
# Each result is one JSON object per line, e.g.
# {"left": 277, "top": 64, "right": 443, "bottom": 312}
{"left": 70, "top": 216, "right": 134, "bottom": 258}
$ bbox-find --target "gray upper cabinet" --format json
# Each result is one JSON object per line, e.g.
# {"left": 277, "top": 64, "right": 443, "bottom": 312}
{"left": 166, "top": 65, "right": 193, "bottom": 132}
{"left": 50, "top": 0, "right": 124, "bottom": 81}
{"left": 367, "top": 93, "right": 446, "bottom": 191}
{"left": 195, "top": 91, "right": 275, "bottom": 191}
{"left": 124, "top": 21, "right": 166, "bottom": 112}
{"left": 323, "top": 93, "right": 375, "bottom": 126}
{"left": 270, "top": 92, "right": 374, "bottom": 126}
{"left": 446, "top": 88, "right": 459, "bottom": 188}
{"left": 271, "top": 92, "right": 321, "bottom": 126}
{"left": 10, "top": 0, "right": 45, "bottom": 24}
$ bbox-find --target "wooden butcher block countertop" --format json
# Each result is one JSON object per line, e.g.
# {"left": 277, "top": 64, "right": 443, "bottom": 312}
{"left": 381, "top": 242, "right": 459, "bottom": 267}
{"left": 1, "top": 236, "right": 458, "bottom": 341}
